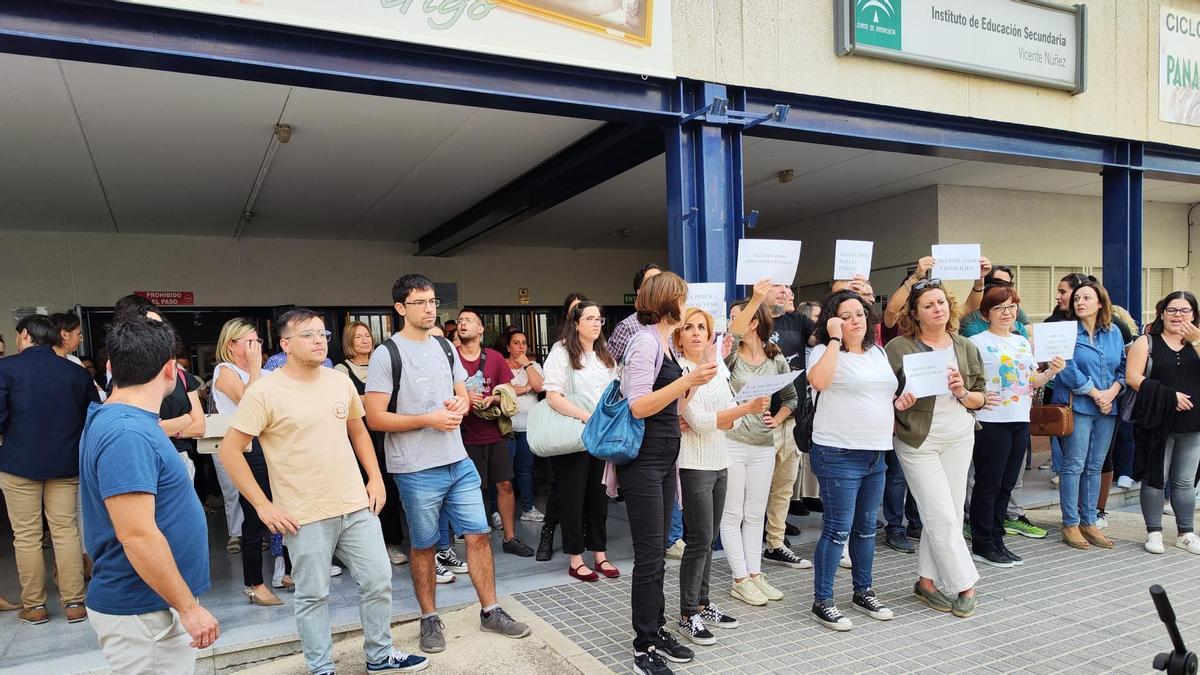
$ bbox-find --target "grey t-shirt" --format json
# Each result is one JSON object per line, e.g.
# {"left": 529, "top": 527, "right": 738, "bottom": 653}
{"left": 366, "top": 334, "right": 468, "bottom": 475}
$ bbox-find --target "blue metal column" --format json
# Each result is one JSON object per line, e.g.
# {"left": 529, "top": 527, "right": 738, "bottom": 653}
{"left": 1101, "top": 142, "right": 1144, "bottom": 323}
{"left": 666, "top": 81, "right": 745, "bottom": 299}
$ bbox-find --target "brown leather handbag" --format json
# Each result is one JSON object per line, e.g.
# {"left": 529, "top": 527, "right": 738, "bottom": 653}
{"left": 1030, "top": 392, "right": 1073, "bottom": 437}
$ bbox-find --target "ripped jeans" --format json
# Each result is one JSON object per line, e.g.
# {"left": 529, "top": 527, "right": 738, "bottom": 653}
{"left": 810, "top": 444, "right": 887, "bottom": 602}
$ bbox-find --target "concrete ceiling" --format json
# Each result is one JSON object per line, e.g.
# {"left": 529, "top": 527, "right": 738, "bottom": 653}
{"left": 4, "top": 52, "right": 1199, "bottom": 253}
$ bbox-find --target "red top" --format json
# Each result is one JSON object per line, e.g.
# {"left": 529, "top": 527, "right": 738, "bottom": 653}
{"left": 457, "top": 347, "right": 514, "bottom": 446}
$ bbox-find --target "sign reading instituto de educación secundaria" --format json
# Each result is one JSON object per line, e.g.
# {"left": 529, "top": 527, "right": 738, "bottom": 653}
{"left": 837, "top": 0, "right": 1086, "bottom": 94}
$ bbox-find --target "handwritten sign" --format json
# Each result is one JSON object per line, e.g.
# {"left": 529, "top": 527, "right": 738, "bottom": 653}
{"left": 733, "top": 370, "right": 803, "bottom": 403}
{"left": 1031, "top": 322, "right": 1078, "bottom": 362}
{"left": 833, "top": 240, "right": 873, "bottom": 280}
{"left": 736, "top": 239, "right": 802, "bottom": 285}
{"left": 931, "top": 244, "right": 981, "bottom": 281}
{"left": 686, "top": 282, "right": 728, "bottom": 333}
{"left": 902, "top": 350, "right": 952, "bottom": 398}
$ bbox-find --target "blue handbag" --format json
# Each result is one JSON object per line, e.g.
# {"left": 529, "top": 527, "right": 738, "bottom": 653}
{"left": 582, "top": 379, "right": 645, "bottom": 465}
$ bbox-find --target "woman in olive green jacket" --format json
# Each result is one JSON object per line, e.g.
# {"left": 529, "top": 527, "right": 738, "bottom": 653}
{"left": 885, "top": 281, "right": 992, "bottom": 619}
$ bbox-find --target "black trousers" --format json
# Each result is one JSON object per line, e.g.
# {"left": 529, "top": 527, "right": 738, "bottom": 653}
{"left": 615, "top": 436, "right": 679, "bottom": 652}
{"left": 969, "top": 422, "right": 1029, "bottom": 552}
{"left": 238, "top": 451, "right": 291, "bottom": 587}
{"left": 549, "top": 452, "right": 608, "bottom": 555}
{"left": 376, "top": 444, "right": 406, "bottom": 548}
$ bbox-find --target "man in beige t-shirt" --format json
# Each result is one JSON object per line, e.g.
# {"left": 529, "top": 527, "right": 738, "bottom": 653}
{"left": 219, "top": 309, "right": 427, "bottom": 674}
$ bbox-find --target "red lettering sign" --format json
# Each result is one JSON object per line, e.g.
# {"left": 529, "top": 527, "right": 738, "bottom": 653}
{"left": 135, "top": 291, "right": 195, "bottom": 306}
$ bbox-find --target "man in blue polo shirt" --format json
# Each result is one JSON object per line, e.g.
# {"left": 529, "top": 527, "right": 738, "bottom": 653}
{"left": 80, "top": 317, "right": 218, "bottom": 673}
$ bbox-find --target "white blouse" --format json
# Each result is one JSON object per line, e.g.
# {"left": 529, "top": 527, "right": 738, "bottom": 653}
{"left": 542, "top": 342, "right": 616, "bottom": 408}
{"left": 677, "top": 356, "right": 734, "bottom": 471}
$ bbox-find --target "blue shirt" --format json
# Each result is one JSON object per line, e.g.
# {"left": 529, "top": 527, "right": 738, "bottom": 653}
{"left": 79, "top": 403, "right": 210, "bottom": 615}
{"left": 1052, "top": 322, "right": 1127, "bottom": 417}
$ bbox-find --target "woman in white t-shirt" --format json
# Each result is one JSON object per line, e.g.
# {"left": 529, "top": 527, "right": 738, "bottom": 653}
{"left": 543, "top": 302, "right": 619, "bottom": 581}
{"left": 805, "top": 290, "right": 898, "bottom": 632}
{"left": 503, "top": 328, "right": 546, "bottom": 522}
{"left": 968, "top": 287, "right": 1064, "bottom": 569}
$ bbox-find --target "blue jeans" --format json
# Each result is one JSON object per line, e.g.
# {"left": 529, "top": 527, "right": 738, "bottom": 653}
{"left": 883, "top": 449, "right": 922, "bottom": 536}
{"left": 810, "top": 444, "right": 886, "bottom": 602}
{"left": 284, "top": 509, "right": 392, "bottom": 673}
{"left": 1112, "top": 420, "right": 1135, "bottom": 479}
{"left": 1051, "top": 436, "right": 1063, "bottom": 474}
{"left": 1059, "top": 413, "right": 1117, "bottom": 527}
{"left": 508, "top": 432, "right": 535, "bottom": 512}
{"left": 669, "top": 500, "right": 684, "bottom": 543}
{"left": 393, "top": 458, "right": 491, "bottom": 550}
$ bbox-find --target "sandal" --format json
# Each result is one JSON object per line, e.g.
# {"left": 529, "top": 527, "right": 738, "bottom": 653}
{"left": 226, "top": 537, "right": 242, "bottom": 554}
{"left": 596, "top": 560, "right": 620, "bottom": 578}
{"left": 569, "top": 563, "right": 598, "bottom": 582}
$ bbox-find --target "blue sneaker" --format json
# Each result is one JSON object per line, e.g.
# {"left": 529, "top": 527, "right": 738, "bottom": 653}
{"left": 367, "top": 649, "right": 429, "bottom": 672}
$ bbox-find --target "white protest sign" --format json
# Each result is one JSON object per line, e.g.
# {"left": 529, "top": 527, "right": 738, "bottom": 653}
{"left": 733, "top": 370, "right": 802, "bottom": 403}
{"left": 686, "top": 282, "right": 728, "bottom": 333}
{"left": 833, "top": 239, "right": 873, "bottom": 280}
{"left": 1031, "top": 322, "right": 1078, "bottom": 363}
{"left": 736, "top": 239, "right": 802, "bottom": 285}
{"left": 931, "top": 244, "right": 981, "bottom": 281}
{"left": 902, "top": 350, "right": 952, "bottom": 398}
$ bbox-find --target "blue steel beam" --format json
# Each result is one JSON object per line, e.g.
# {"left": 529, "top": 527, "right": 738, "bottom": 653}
{"left": 0, "top": 0, "right": 676, "bottom": 123}
{"left": 1143, "top": 144, "right": 1200, "bottom": 183}
{"left": 666, "top": 81, "right": 744, "bottom": 299}
{"left": 743, "top": 90, "right": 1124, "bottom": 171}
{"left": 416, "top": 123, "right": 664, "bottom": 256}
{"left": 1102, "top": 143, "right": 1144, "bottom": 322}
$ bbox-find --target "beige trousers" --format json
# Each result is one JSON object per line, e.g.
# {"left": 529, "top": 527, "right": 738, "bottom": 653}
{"left": 91, "top": 607, "right": 196, "bottom": 675}
{"left": 0, "top": 471, "right": 86, "bottom": 607}
{"left": 765, "top": 422, "right": 802, "bottom": 550}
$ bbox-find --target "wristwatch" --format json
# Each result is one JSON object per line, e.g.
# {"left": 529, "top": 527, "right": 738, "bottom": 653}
{"left": 1191, "top": 339, "right": 1200, "bottom": 348}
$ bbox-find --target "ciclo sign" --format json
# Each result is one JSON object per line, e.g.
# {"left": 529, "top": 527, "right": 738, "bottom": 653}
{"left": 1160, "top": 7, "right": 1200, "bottom": 126}
{"left": 836, "top": 0, "right": 1086, "bottom": 94}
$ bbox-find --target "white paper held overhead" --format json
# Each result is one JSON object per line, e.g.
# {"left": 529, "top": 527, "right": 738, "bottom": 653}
{"left": 931, "top": 244, "right": 981, "bottom": 281}
{"left": 736, "top": 239, "right": 802, "bottom": 285}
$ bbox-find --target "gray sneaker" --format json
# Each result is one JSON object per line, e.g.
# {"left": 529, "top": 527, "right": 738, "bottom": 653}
{"left": 419, "top": 616, "right": 446, "bottom": 654}
{"left": 480, "top": 606, "right": 531, "bottom": 639}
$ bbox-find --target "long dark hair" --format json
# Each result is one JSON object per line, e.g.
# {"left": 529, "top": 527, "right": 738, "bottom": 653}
{"left": 1148, "top": 291, "right": 1200, "bottom": 336}
{"left": 563, "top": 301, "right": 616, "bottom": 370}
{"left": 815, "top": 290, "right": 877, "bottom": 351}
{"left": 558, "top": 292, "right": 589, "bottom": 341}
{"left": 732, "top": 300, "right": 780, "bottom": 359}
{"left": 501, "top": 328, "right": 528, "bottom": 359}
{"left": 1067, "top": 281, "right": 1113, "bottom": 329}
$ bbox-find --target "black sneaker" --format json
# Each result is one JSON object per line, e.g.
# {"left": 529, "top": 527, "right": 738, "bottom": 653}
{"left": 971, "top": 548, "right": 1014, "bottom": 569}
{"left": 633, "top": 648, "right": 673, "bottom": 675}
{"left": 851, "top": 589, "right": 894, "bottom": 621}
{"left": 999, "top": 544, "right": 1024, "bottom": 566}
{"left": 802, "top": 497, "right": 824, "bottom": 513}
{"left": 785, "top": 522, "right": 801, "bottom": 536}
{"left": 698, "top": 603, "right": 739, "bottom": 629}
{"left": 906, "top": 526, "right": 923, "bottom": 540}
{"left": 810, "top": 598, "right": 853, "bottom": 631}
{"left": 788, "top": 500, "right": 810, "bottom": 516}
{"left": 763, "top": 546, "right": 812, "bottom": 569}
{"left": 654, "top": 629, "right": 694, "bottom": 663}
{"left": 676, "top": 614, "right": 716, "bottom": 646}
{"left": 435, "top": 548, "right": 468, "bottom": 574}
{"left": 884, "top": 533, "right": 915, "bottom": 553}
{"left": 534, "top": 525, "right": 555, "bottom": 562}
{"left": 502, "top": 536, "right": 534, "bottom": 558}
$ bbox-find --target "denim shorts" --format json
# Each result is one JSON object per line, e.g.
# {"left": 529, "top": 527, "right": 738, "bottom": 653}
{"left": 393, "top": 458, "right": 491, "bottom": 550}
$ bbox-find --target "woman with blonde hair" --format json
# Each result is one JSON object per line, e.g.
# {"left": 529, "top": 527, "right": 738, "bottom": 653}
{"left": 886, "top": 281, "right": 987, "bottom": 618}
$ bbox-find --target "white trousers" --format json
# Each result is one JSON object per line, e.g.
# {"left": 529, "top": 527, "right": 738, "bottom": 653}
{"left": 211, "top": 454, "right": 244, "bottom": 538}
{"left": 720, "top": 440, "right": 775, "bottom": 579}
{"left": 895, "top": 434, "right": 980, "bottom": 595}
{"left": 91, "top": 607, "right": 196, "bottom": 675}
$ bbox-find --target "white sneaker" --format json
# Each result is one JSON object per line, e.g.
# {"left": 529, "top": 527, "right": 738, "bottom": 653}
{"left": 1145, "top": 532, "right": 1165, "bottom": 554}
{"left": 520, "top": 507, "right": 545, "bottom": 522}
{"left": 490, "top": 512, "right": 503, "bottom": 530}
{"left": 839, "top": 548, "right": 852, "bottom": 570}
{"left": 1176, "top": 532, "right": 1200, "bottom": 555}
{"left": 1050, "top": 474, "right": 1060, "bottom": 487}
{"left": 434, "top": 561, "right": 456, "bottom": 584}
{"left": 387, "top": 545, "right": 409, "bottom": 566}
{"left": 1116, "top": 476, "right": 1134, "bottom": 489}
{"left": 731, "top": 577, "right": 769, "bottom": 606}
{"left": 665, "top": 539, "right": 686, "bottom": 559}
{"left": 1165, "top": 502, "right": 1175, "bottom": 516}
{"left": 330, "top": 565, "right": 343, "bottom": 577}
{"left": 272, "top": 556, "right": 286, "bottom": 587}
{"left": 751, "top": 573, "right": 783, "bottom": 601}
{"left": 1094, "top": 515, "right": 1108, "bottom": 530}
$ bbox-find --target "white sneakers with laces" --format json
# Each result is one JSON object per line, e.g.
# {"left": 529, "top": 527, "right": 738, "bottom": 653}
{"left": 1145, "top": 532, "right": 1165, "bottom": 554}
{"left": 1176, "top": 532, "right": 1200, "bottom": 555}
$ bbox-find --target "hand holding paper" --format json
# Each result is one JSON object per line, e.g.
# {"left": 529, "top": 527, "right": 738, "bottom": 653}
{"left": 1031, "top": 322, "right": 1078, "bottom": 362}
{"left": 733, "top": 371, "right": 800, "bottom": 403}
{"left": 931, "top": 244, "right": 982, "bottom": 281}
{"left": 902, "top": 350, "right": 952, "bottom": 398}
{"left": 834, "top": 240, "right": 873, "bottom": 280}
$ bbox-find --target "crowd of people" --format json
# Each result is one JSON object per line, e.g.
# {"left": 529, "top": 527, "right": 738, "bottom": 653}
{"left": 0, "top": 254, "right": 1197, "bottom": 675}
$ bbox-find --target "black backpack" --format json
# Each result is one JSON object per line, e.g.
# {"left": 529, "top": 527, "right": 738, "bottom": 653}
{"left": 793, "top": 388, "right": 819, "bottom": 453}
{"left": 382, "top": 336, "right": 456, "bottom": 413}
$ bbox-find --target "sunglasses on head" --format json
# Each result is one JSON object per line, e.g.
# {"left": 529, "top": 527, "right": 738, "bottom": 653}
{"left": 912, "top": 278, "right": 943, "bottom": 291}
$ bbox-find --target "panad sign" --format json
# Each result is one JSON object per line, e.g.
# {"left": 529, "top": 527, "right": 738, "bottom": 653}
{"left": 1160, "top": 7, "right": 1200, "bottom": 126}
{"left": 119, "top": 0, "right": 673, "bottom": 79}
{"left": 136, "top": 291, "right": 195, "bottom": 306}
{"left": 836, "top": 0, "right": 1086, "bottom": 94}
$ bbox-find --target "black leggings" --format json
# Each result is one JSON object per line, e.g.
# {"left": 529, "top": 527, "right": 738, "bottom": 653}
{"left": 239, "top": 451, "right": 291, "bottom": 587}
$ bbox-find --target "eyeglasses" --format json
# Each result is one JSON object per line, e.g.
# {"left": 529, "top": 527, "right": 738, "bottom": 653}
{"left": 284, "top": 330, "right": 332, "bottom": 342}
{"left": 456, "top": 317, "right": 479, "bottom": 326}
{"left": 582, "top": 317, "right": 607, "bottom": 326}
{"left": 403, "top": 299, "right": 440, "bottom": 309}
{"left": 1165, "top": 307, "right": 1195, "bottom": 317}
{"left": 991, "top": 304, "right": 1020, "bottom": 315}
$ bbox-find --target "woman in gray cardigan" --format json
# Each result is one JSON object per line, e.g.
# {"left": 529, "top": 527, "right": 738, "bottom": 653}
{"left": 885, "top": 281, "right": 990, "bottom": 619}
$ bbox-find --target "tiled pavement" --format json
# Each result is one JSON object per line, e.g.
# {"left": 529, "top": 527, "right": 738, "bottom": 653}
{"left": 515, "top": 529, "right": 1200, "bottom": 674}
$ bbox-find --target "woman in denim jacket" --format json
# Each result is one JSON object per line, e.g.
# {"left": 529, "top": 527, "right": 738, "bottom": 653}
{"left": 1053, "top": 281, "right": 1127, "bottom": 550}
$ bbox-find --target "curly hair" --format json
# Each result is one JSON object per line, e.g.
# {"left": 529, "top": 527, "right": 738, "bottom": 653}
{"left": 815, "top": 290, "right": 877, "bottom": 351}
{"left": 897, "top": 283, "right": 960, "bottom": 338}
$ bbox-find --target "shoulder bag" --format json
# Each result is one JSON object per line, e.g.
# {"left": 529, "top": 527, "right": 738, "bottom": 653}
{"left": 528, "top": 366, "right": 594, "bottom": 458}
